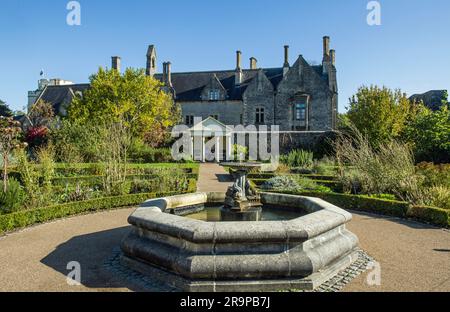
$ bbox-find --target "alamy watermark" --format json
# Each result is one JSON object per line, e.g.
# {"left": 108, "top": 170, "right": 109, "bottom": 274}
{"left": 367, "top": 1, "right": 381, "bottom": 26}
{"left": 171, "top": 118, "right": 280, "bottom": 170}
{"left": 66, "top": 1, "right": 81, "bottom": 26}
{"left": 366, "top": 260, "right": 382, "bottom": 286}
{"left": 66, "top": 261, "right": 81, "bottom": 286}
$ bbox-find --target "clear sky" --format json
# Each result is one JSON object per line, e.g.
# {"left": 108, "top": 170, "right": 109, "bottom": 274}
{"left": 1, "top": 0, "right": 449, "bottom": 112}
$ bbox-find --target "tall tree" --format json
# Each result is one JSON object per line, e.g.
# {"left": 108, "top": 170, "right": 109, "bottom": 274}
{"left": 402, "top": 104, "right": 450, "bottom": 163}
{"left": 0, "top": 99, "right": 13, "bottom": 117}
{"left": 69, "top": 67, "right": 180, "bottom": 144}
{"left": 346, "top": 86, "right": 413, "bottom": 147}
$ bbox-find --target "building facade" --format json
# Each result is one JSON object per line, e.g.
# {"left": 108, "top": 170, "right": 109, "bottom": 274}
{"left": 27, "top": 37, "right": 338, "bottom": 159}
{"left": 150, "top": 37, "right": 338, "bottom": 133}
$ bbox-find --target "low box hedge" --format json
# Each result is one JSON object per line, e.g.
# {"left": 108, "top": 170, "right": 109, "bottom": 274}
{"left": 250, "top": 178, "right": 342, "bottom": 192}
{"left": 406, "top": 206, "right": 450, "bottom": 227}
{"left": 268, "top": 190, "right": 449, "bottom": 227}
{"left": 0, "top": 185, "right": 198, "bottom": 234}
{"left": 297, "top": 191, "right": 410, "bottom": 218}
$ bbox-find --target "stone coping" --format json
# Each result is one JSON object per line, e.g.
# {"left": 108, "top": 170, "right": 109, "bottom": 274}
{"left": 127, "top": 192, "right": 353, "bottom": 244}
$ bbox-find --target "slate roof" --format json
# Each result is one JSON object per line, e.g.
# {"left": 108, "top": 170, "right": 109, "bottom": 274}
{"left": 409, "top": 90, "right": 449, "bottom": 111}
{"left": 155, "top": 67, "right": 324, "bottom": 102}
{"left": 34, "top": 64, "right": 327, "bottom": 108}
{"left": 36, "top": 84, "right": 90, "bottom": 113}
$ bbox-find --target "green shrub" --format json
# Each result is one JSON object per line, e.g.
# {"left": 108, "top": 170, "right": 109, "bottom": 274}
{"left": 416, "top": 162, "right": 450, "bottom": 188}
{"left": 59, "top": 183, "right": 97, "bottom": 203}
{"left": 281, "top": 150, "right": 314, "bottom": 169}
{"left": 407, "top": 206, "right": 450, "bottom": 227}
{"left": 0, "top": 178, "right": 26, "bottom": 214}
{"left": 423, "top": 186, "right": 450, "bottom": 210}
{"left": 261, "top": 176, "right": 300, "bottom": 192}
{"left": 129, "top": 142, "right": 173, "bottom": 163}
{"left": 130, "top": 178, "right": 157, "bottom": 194}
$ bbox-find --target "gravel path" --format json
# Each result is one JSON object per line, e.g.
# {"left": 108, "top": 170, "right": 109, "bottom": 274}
{"left": 0, "top": 207, "right": 448, "bottom": 292}
{"left": 0, "top": 164, "right": 448, "bottom": 291}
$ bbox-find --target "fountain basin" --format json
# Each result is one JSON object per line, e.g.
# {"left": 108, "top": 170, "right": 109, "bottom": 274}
{"left": 120, "top": 192, "right": 359, "bottom": 292}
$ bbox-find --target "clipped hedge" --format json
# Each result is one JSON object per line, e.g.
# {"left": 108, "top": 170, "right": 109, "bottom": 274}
{"left": 9, "top": 163, "right": 199, "bottom": 179}
{"left": 247, "top": 173, "right": 336, "bottom": 181}
{"left": 297, "top": 191, "right": 410, "bottom": 218}
{"left": 51, "top": 173, "right": 198, "bottom": 187}
{"left": 0, "top": 184, "right": 198, "bottom": 234}
{"left": 251, "top": 178, "right": 342, "bottom": 192}
{"left": 407, "top": 206, "right": 450, "bottom": 227}
{"left": 268, "top": 190, "right": 449, "bottom": 227}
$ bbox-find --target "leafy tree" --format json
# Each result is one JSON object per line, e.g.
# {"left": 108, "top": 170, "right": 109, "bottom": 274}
{"left": 402, "top": 104, "right": 450, "bottom": 163}
{"left": 69, "top": 67, "right": 180, "bottom": 145}
{"left": 346, "top": 86, "right": 413, "bottom": 147}
{"left": 0, "top": 99, "right": 13, "bottom": 117}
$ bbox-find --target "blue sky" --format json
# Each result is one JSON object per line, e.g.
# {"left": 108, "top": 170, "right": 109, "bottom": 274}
{"left": 0, "top": 0, "right": 449, "bottom": 112}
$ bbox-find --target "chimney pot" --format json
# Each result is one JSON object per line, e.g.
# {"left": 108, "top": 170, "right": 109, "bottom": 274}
{"left": 323, "top": 36, "right": 330, "bottom": 60}
{"left": 283, "top": 45, "right": 290, "bottom": 67}
{"left": 166, "top": 62, "right": 172, "bottom": 86}
{"left": 250, "top": 57, "right": 257, "bottom": 70}
{"left": 236, "top": 51, "right": 242, "bottom": 71}
{"left": 330, "top": 49, "right": 336, "bottom": 66}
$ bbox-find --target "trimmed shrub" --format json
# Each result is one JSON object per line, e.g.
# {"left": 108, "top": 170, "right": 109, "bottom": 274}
{"left": 407, "top": 206, "right": 450, "bottom": 227}
{"left": 260, "top": 176, "right": 300, "bottom": 192}
{"left": 281, "top": 149, "right": 314, "bottom": 169}
{"left": 129, "top": 146, "right": 173, "bottom": 163}
{"left": 0, "top": 179, "right": 197, "bottom": 234}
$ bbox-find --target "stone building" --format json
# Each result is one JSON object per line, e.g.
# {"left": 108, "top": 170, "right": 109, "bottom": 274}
{"left": 409, "top": 90, "right": 449, "bottom": 111}
{"left": 149, "top": 37, "right": 338, "bottom": 133}
{"left": 28, "top": 37, "right": 338, "bottom": 160}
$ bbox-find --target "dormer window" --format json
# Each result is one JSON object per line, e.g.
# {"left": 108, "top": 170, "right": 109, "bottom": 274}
{"left": 209, "top": 90, "right": 220, "bottom": 101}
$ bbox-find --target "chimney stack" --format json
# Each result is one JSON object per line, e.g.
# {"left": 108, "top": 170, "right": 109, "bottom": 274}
{"left": 283, "top": 45, "right": 290, "bottom": 67}
{"left": 236, "top": 50, "right": 242, "bottom": 71}
{"left": 235, "top": 51, "right": 243, "bottom": 85}
{"left": 112, "top": 56, "right": 121, "bottom": 72}
{"left": 162, "top": 62, "right": 167, "bottom": 83}
{"left": 166, "top": 62, "right": 172, "bottom": 87}
{"left": 323, "top": 36, "right": 330, "bottom": 61}
{"left": 250, "top": 57, "right": 257, "bottom": 70}
{"left": 330, "top": 49, "right": 336, "bottom": 66}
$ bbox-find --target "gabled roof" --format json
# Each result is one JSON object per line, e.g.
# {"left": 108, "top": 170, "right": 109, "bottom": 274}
{"left": 36, "top": 84, "right": 90, "bottom": 113}
{"left": 154, "top": 67, "right": 291, "bottom": 102}
{"left": 154, "top": 62, "right": 328, "bottom": 102}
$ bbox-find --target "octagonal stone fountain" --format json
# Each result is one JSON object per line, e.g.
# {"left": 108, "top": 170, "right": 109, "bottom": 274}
{"left": 120, "top": 162, "right": 360, "bottom": 292}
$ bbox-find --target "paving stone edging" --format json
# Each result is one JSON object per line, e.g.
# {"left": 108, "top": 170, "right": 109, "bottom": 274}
{"left": 103, "top": 247, "right": 375, "bottom": 292}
